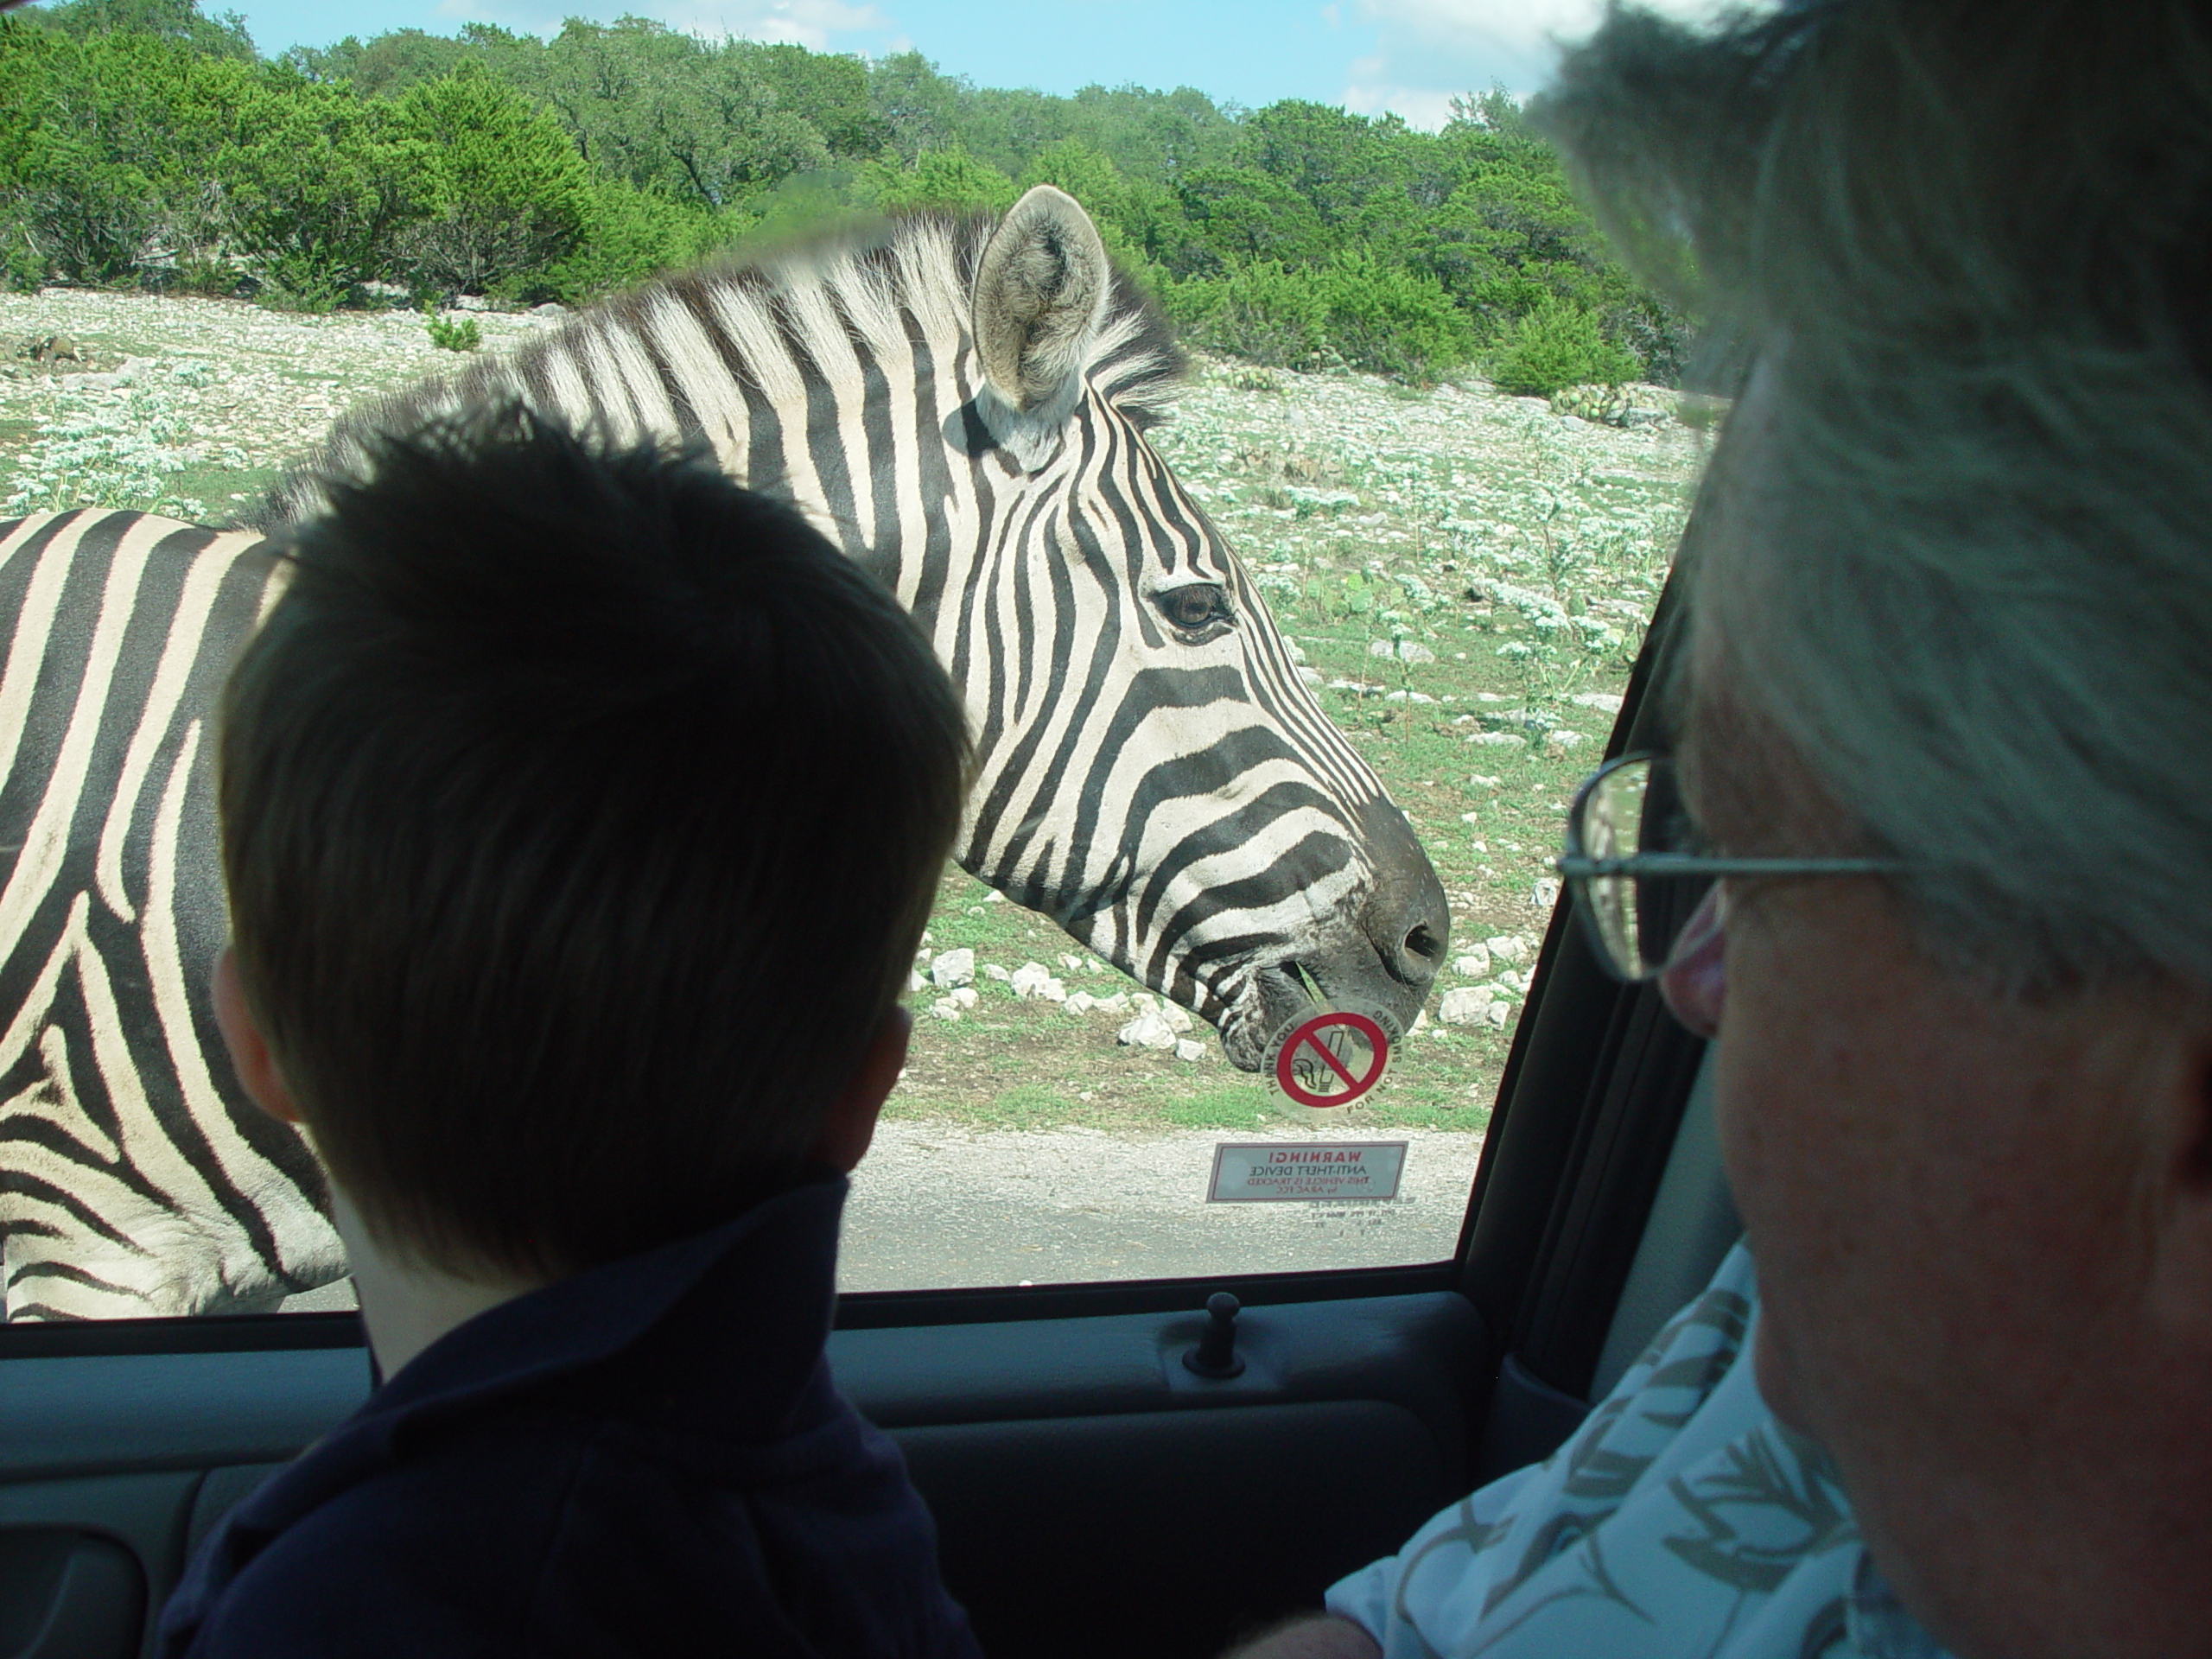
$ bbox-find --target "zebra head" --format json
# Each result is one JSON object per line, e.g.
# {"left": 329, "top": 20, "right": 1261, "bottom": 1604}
{"left": 268, "top": 188, "right": 1451, "bottom": 1071}
{"left": 924, "top": 188, "right": 1450, "bottom": 1069}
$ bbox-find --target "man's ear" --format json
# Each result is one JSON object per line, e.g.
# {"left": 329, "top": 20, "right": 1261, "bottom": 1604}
{"left": 808, "top": 1006, "right": 911, "bottom": 1175}
{"left": 2148, "top": 1006, "right": 2212, "bottom": 1348}
{"left": 211, "top": 944, "right": 303, "bottom": 1128}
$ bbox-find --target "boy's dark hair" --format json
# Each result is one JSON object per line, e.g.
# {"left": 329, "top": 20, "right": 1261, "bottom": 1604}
{"left": 219, "top": 404, "right": 970, "bottom": 1281}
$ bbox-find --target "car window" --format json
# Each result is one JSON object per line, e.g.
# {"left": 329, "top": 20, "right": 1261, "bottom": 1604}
{"left": 0, "top": 22, "right": 1703, "bottom": 1319}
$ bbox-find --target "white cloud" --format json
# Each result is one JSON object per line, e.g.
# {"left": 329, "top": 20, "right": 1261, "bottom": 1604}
{"left": 1342, "top": 0, "right": 1746, "bottom": 127}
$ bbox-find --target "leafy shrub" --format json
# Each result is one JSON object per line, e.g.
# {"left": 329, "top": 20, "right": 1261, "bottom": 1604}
{"left": 535, "top": 176, "right": 724, "bottom": 304}
{"left": 1166, "top": 260, "right": 1327, "bottom": 368}
{"left": 1487, "top": 296, "right": 1638, "bottom": 397}
{"left": 423, "top": 303, "right": 480, "bottom": 351}
{"left": 218, "top": 73, "right": 424, "bottom": 307}
{"left": 1312, "top": 252, "right": 1476, "bottom": 384}
{"left": 390, "top": 66, "right": 589, "bottom": 301}
{"left": 852, "top": 146, "right": 1017, "bottom": 214}
{"left": 0, "top": 27, "right": 246, "bottom": 286}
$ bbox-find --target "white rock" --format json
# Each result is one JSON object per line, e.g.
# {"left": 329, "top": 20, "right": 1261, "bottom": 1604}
{"left": 1297, "top": 666, "right": 1324, "bottom": 686}
{"left": 981, "top": 962, "right": 1012, "bottom": 982}
{"left": 1485, "top": 936, "right": 1529, "bottom": 965}
{"left": 1469, "top": 732, "right": 1522, "bottom": 747}
{"left": 1010, "top": 963, "right": 1068, "bottom": 1001}
{"left": 906, "top": 969, "right": 926, "bottom": 995}
{"left": 1407, "top": 1009, "right": 1429, "bottom": 1035}
{"left": 1173, "top": 1038, "right": 1207, "bottom": 1063}
{"left": 1368, "top": 639, "right": 1437, "bottom": 664}
{"left": 1487, "top": 1001, "right": 1511, "bottom": 1027}
{"left": 1530, "top": 876, "right": 1562, "bottom": 910}
{"left": 1117, "top": 1010, "right": 1180, "bottom": 1050}
{"left": 929, "top": 948, "right": 975, "bottom": 989}
{"left": 1132, "top": 992, "right": 1159, "bottom": 1012}
{"left": 1092, "top": 992, "right": 1131, "bottom": 1015}
{"left": 1570, "top": 691, "right": 1624, "bottom": 713}
{"left": 1470, "top": 773, "right": 1502, "bottom": 788}
{"left": 1547, "top": 729, "right": 1586, "bottom": 750}
{"left": 1452, "top": 945, "right": 1493, "bottom": 977}
{"left": 1283, "top": 637, "right": 1308, "bottom": 664}
{"left": 950, "top": 986, "right": 978, "bottom": 1009}
{"left": 1438, "top": 987, "right": 1496, "bottom": 1026}
{"left": 929, "top": 998, "right": 963, "bottom": 1022}
{"left": 1064, "top": 992, "right": 1096, "bottom": 1014}
{"left": 1161, "top": 1001, "right": 1195, "bottom": 1034}
{"left": 985, "top": 889, "right": 1007, "bottom": 903}
{"left": 1382, "top": 690, "right": 1436, "bottom": 704}
{"left": 1058, "top": 954, "right": 1086, "bottom": 972}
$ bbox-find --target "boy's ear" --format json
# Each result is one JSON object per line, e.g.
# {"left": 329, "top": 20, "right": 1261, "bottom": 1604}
{"left": 808, "top": 1007, "right": 910, "bottom": 1174}
{"left": 211, "top": 945, "right": 303, "bottom": 1128}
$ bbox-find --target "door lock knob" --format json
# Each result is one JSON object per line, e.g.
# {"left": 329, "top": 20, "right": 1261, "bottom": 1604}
{"left": 1183, "top": 1291, "right": 1245, "bottom": 1379}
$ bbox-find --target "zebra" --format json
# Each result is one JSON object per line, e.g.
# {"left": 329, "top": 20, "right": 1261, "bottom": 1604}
{"left": 0, "top": 186, "right": 1448, "bottom": 1320}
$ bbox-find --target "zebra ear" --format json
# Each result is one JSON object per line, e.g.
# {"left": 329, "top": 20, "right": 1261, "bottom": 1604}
{"left": 972, "top": 185, "right": 1112, "bottom": 421}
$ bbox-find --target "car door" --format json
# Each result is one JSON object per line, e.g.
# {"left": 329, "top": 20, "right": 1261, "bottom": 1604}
{"left": 0, "top": 554, "right": 1724, "bottom": 1659}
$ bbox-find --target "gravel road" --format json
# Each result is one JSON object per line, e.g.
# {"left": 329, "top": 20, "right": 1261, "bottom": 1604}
{"left": 840, "top": 1119, "right": 1487, "bottom": 1292}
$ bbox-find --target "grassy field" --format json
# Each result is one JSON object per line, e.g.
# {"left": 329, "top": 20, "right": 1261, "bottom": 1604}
{"left": 1, "top": 291, "right": 1708, "bottom": 1142}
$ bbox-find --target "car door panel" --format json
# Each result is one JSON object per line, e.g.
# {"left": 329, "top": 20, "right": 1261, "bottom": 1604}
{"left": 0, "top": 1290, "right": 1478, "bottom": 1659}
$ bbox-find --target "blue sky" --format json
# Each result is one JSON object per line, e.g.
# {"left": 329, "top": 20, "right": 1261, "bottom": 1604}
{"left": 211, "top": 0, "right": 1724, "bottom": 129}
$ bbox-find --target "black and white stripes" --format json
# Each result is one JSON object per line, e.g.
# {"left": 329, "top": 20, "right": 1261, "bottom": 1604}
{"left": 0, "top": 510, "right": 343, "bottom": 1320}
{"left": 0, "top": 188, "right": 1444, "bottom": 1319}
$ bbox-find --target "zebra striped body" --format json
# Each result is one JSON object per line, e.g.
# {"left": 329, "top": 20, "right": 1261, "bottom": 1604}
{"left": 2, "top": 188, "right": 1446, "bottom": 1319}
{"left": 0, "top": 511, "right": 343, "bottom": 1319}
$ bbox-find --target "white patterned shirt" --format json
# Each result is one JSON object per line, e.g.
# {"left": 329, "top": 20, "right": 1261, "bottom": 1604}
{"left": 1325, "top": 1244, "right": 1953, "bottom": 1659}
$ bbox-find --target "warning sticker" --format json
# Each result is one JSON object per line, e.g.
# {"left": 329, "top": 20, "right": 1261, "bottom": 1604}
{"left": 1206, "top": 1141, "right": 1409, "bottom": 1203}
{"left": 1266, "top": 1008, "right": 1395, "bottom": 1109}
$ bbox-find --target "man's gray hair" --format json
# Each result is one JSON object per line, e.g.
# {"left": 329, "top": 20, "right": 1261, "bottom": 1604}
{"left": 1533, "top": 0, "right": 2212, "bottom": 995}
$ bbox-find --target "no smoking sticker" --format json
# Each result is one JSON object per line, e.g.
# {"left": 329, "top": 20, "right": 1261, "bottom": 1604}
{"left": 1267, "top": 1007, "right": 1397, "bottom": 1110}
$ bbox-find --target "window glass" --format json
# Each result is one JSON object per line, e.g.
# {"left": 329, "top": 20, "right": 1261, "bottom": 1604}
{"left": 0, "top": 41, "right": 1703, "bottom": 1319}
{"left": 859, "top": 361, "right": 1697, "bottom": 1291}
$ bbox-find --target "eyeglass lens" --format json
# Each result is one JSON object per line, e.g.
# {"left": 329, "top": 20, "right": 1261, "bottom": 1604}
{"left": 1577, "top": 757, "right": 1717, "bottom": 979}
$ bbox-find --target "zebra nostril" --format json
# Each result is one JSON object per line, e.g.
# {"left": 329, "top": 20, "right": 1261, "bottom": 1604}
{"left": 1402, "top": 923, "right": 1445, "bottom": 968}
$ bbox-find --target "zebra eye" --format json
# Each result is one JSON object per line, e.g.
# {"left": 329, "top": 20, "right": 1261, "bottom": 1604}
{"left": 1156, "top": 584, "right": 1231, "bottom": 634}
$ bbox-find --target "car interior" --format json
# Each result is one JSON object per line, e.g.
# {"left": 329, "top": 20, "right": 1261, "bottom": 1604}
{"left": 0, "top": 575, "right": 1739, "bottom": 1659}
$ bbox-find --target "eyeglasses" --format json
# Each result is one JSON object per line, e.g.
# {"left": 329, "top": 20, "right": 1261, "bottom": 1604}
{"left": 1552, "top": 752, "right": 1912, "bottom": 982}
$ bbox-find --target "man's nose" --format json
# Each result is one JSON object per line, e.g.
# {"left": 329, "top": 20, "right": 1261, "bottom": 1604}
{"left": 1657, "top": 883, "right": 1726, "bottom": 1039}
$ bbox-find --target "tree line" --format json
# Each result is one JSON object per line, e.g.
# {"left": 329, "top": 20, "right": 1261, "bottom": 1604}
{"left": 0, "top": 0, "right": 1688, "bottom": 391}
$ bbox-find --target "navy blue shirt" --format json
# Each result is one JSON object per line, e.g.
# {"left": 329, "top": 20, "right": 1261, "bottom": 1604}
{"left": 157, "top": 1178, "right": 982, "bottom": 1658}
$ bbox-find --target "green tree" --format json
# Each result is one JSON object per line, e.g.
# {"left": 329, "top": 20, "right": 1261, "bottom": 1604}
{"left": 853, "top": 146, "right": 1015, "bottom": 214}
{"left": 218, "top": 67, "right": 427, "bottom": 306}
{"left": 0, "top": 25, "right": 252, "bottom": 285}
{"left": 1313, "top": 251, "right": 1475, "bottom": 383}
{"left": 866, "top": 51, "right": 967, "bottom": 163}
{"left": 1488, "top": 294, "right": 1638, "bottom": 395}
{"left": 532, "top": 19, "right": 827, "bottom": 209}
{"left": 1173, "top": 163, "right": 1325, "bottom": 273}
{"left": 744, "top": 41, "right": 881, "bottom": 158}
{"left": 391, "top": 65, "right": 590, "bottom": 299}
{"left": 279, "top": 28, "right": 474, "bottom": 95}
{"left": 20, "top": 0, "right": 254, "bottom": 60}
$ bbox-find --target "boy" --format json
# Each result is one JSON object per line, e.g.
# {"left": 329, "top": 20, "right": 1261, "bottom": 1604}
{"left": 157, "top": 404, "right": 982, "bottom": 1657}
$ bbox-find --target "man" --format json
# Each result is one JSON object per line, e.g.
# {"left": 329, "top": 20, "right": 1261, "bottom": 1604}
{"left": 1236, "top": 2, "right": 2212, "bottom": 1655}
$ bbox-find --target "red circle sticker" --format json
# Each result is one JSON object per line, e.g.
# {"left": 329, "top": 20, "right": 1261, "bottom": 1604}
{"left": 1269, "top": 1010, "right": 1392, "bottom": 1109}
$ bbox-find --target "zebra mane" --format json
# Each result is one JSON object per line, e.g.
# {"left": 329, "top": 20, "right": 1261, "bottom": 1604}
{"left": 248, "top": 205, "right": 1186, "bottom": 535}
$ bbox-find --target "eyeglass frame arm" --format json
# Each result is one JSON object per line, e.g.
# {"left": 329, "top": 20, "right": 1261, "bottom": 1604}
{"left": 1551, "top": 853, "right": 1912, "bottom": 880}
